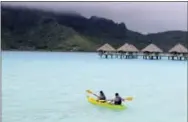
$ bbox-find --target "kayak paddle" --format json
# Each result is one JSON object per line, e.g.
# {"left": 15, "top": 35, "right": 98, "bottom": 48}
{"left": 86, "top": 90, "right": 99, "bottom": 97}
{"left": 124, "top": 96, "right": 133, "bottom": 101}
{"left": 86, "top": 90, "right": 93, "bottom": 94}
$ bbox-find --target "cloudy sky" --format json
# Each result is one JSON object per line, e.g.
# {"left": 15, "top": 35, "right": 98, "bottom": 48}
{"left": 2, "top": 2, "right": 187, "bottom": 34}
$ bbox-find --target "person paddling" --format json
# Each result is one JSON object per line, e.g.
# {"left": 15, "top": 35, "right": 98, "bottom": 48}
{"left": 110, "top": 93, "right": 124, "bottom": 105}
{"left": 98, "top": 91, "right": 106, "bottom": 101}
{"left": 93, "top": 90, "right": 106, "bottom": 101}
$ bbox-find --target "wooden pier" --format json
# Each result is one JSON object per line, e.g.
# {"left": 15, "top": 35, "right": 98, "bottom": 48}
{"left": 97, "top": 43, "right": 188, "bottom": 61}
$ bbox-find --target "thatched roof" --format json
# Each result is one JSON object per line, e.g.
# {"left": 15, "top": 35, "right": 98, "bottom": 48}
{"left": 129, "top": 44, "right": 139, "bottom": 52}
{"left": 117, "top": 43, "right": 139, "bottom": 52}
{"left": 97, "top": 43, "right": 116, "bottom": 52}
{"left": 169, "top": 43, "right": 188, "bottom": 53}
{"left": 117, "top": 43, "right": 129, "bottom": 51}
{"left": 142, "top": 44, "right": 163, "bottom": 53}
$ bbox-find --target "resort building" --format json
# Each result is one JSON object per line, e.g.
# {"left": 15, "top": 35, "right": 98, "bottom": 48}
{"left": 97, "top": 43, "right": 116, "bottom": 58}
{"left": 117, "top": 43, "right": 139, "bottom": 59}
{"left": 141, "top": 43, "right": 163, "bottom": 60}
{"left": 168, "top": 43, "right": 188, "bottom": 60}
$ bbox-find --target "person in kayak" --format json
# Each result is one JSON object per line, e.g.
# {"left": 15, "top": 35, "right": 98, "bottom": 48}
{"left": 93, "top": 91, "right": 106, "bottom": 101}
{"left": 110, "top": 93, "right": 124, "bottom": 105}
{"left": 98, "top": 91, "right": 106, "bottom": 101}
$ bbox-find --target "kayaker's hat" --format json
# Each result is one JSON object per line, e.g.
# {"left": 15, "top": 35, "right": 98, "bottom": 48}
{"left": 115, "top": 93, "right": 119, "bottom": 96}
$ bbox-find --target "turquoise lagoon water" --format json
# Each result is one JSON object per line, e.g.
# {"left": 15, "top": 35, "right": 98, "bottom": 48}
{"left": 2, "top": 51, "right": 187, "bottom": 122}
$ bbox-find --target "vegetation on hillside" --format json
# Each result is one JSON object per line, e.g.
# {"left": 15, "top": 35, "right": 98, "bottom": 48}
{"left": 1, "top": 6, "right": 187, "bottom": 52}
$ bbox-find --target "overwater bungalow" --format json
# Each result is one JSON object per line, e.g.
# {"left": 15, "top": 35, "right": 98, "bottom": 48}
{"left": 168, "top": 43, "right": 188, "bottom": 61}
{"left": 117, "top": 43, "right": 139, "bottom": 59}
{"left": 97, "top": 43, "right": 116, "bottom": 58}
{"left": 141, "top": 43, "right": 163, "bottom": 60}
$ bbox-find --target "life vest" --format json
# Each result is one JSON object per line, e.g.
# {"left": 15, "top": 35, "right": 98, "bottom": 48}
{"left": 114, "top": 96, "right": 122, "bottom": 105}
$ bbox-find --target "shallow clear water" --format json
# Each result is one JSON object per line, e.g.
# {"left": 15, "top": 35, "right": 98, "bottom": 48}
{"left": 2, "top": 51, "right": 187, "bottom": 122}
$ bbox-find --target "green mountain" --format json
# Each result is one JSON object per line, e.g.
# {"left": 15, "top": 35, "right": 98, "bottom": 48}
{"left": 1, "top": 6, "right": 187, "bottom": 52}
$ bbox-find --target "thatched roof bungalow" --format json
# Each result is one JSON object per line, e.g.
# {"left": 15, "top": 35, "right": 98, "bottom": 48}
{"left": 117, "top": 43, "right": 129, "bottom": 52}
{"left": 117, "top": 43, "right": 139, "bottom": 59}
{"left": 168, "top": 43, "right": 188, "bottom": 60}
{"left": 169, "top": 43, "right": 188, "bottom": 54}
{"left": 97, "top": 43, "right": 116, "bottom": 58}
{"left": 141, "top": 43, "right": 163, "bottom": 60}
{"left": 142, "top": 44, "right": 163, "bottom": 53}
{"left": 97, "top": 43, "right": 116, "bottom": 52}
{"left": 117, "top": 43, "right": 139, "bottom": 52}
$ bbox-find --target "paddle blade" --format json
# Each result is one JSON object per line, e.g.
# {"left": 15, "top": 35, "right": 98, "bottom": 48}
{"left": 86, "top": 90, "right": 93, "bottom": 94}
{"left": 125, "top": 96, "right": 133, "bottom": 101}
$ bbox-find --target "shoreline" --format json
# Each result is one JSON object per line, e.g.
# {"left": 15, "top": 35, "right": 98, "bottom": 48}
{"left": 1, "top": 50, "right": 184, "bottom": 57}
{"left": 0, "top": 49, "right": 180, "bottom": 54}
{"left": 1, "top": 50, "right": 96, "bottom": 53}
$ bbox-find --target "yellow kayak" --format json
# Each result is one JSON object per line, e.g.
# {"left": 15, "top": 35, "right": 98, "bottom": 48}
{"left": 87, "top": 96, "right": 126, "bottom": 110}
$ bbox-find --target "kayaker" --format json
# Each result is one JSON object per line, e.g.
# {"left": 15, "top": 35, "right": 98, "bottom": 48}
{"left": 98, "top": 91, "right": 106, "bottom": 101}
{"left": 110, "top": 93, "right": 124, "bottom": 105}
{"left": 93, "top": 90, "right": 106, "bottom": 101}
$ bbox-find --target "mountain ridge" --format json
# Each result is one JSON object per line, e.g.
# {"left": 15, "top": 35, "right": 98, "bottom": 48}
{"left": 1, "top": 5, "right": 187, "bottom": 52}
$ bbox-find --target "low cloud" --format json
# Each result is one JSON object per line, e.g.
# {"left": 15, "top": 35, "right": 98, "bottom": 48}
{"left": 2, "top": 2, "right": 187, "bottom": 34}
